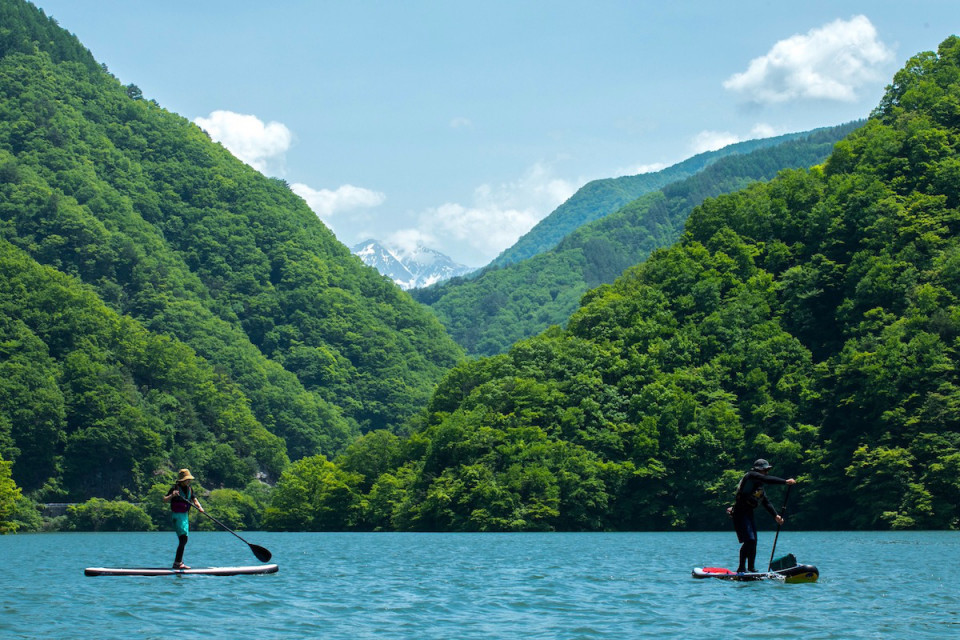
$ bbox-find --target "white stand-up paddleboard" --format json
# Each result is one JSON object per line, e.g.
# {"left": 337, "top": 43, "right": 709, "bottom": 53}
{"left": 84, "top": 564, "right": 279, "bottom": 576}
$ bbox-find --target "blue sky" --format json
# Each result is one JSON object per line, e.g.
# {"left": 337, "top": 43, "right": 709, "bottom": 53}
{"left": 34, "top": 1, "right": 960, "bottom": 266}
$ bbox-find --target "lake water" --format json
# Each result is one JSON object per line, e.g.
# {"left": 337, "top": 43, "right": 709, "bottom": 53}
{"left": 1, "top": 530, "right": 958, "bottom": 639}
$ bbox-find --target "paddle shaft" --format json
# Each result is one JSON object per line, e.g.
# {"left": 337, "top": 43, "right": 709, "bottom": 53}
{"left": 189, "top": 504, "right": 272, "bottom": 562}
{"left": 767, "top": 484, "right": 792, "bottom": 571}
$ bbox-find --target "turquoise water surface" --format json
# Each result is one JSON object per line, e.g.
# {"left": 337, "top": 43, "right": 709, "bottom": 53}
{"left": 2, "top": 530, "right": 958, "bottom": 639}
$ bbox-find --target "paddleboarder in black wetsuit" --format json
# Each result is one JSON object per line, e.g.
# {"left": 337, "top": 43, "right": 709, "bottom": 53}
{"left": 728, "top": 459, "right": 796, "bottom": 573}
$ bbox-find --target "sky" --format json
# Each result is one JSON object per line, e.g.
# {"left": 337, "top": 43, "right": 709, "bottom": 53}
{"left": 32, "top": 1, "right": 960, "bottom": 267}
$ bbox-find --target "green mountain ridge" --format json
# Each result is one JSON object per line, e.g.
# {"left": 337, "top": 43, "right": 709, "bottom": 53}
{"left": 415, "top": 122, "right": 861, "bottom": 357}
{"left": 0, "top": 0, "right": 462, "bottom": 501}
{"left": 487, "top": 127, "right": 858, "bottom": 270}
{"left": 285, "top": 35, "right": 960, "bottom": 532}
{"left": 3, "top": 0, "right": 959, "bottom": 536}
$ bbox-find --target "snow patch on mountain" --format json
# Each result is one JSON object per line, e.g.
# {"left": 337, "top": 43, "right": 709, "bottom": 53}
{"left": 352, "top": 239, "right": 473, "bottom": 289}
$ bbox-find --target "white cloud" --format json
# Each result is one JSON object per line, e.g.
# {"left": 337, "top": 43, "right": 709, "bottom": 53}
{"left": 749, "top": 123, "right": 778, "bottom": 138}
{"left": 622, "top": 162, "right": 669, "bottom": 176}
{"left": 691, "top": 123, "right": 781, "bottom": 154}
{"left": 450, "top": 117, "right": 473, "bottom": 129}
{"left": 692, "top": 130, "right": 742, "bottom": 154}
{"left": 193, "top": 109, "right": 385, "bottom": 237}
{"left": 291, "top": 183, "right": 386, "bottom": 221}
{"left": 635, "top": 162, "right": 668, "bottom": 174}
{"left": 429, "top": 202, "right": 541, "bottom": 258}
{"left": 385, "top": 229, "right": 439, "bottom": 262}
{"left": 194, "top": 110, "right": 293, "bottom": 173}
{"left": 723, "top": 15, "right": 893, "bottom": 104}
{"left": 407, "top": 163, "right": 577, "bottom": 265}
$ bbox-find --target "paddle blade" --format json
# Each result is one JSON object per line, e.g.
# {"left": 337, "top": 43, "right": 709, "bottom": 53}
{"left": 251, "top": 544, "right": 272, "bottom": 562}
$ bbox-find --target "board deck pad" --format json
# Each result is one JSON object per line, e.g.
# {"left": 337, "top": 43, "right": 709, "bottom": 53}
{"left": 84, "top": 564, "right": 278, "bottom": 577}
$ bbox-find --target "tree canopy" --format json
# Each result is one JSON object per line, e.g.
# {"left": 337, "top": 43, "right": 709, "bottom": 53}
{"left": 415, "top": 123, "right": 860, "bottom": 357}
{"left": 296, "top": 36, "right": 960, "bottom": 532}
{"left": 0, "top": 456, "right": 20, "bottom": 533}
{"left": 487, "top": 127, "right": 859, "bottom": 270}
{"left": 4, "top": 0, "right": 960, "bottom": 533}
{"left": 0, "top": 0, "right": 462, "bottom": 502}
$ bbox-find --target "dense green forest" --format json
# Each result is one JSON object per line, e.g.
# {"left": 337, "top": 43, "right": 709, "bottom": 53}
{"left": 254, "top": 36, "right": 960, "bottom": 532}
{"left": 3, "top": 0, "right": 960, "bottom": 535}
{"left": 415, "top": 123, "right": 860, "bottom": 356}
{"left": 488, "top": 129, "right": 859, "bottom": 270}
{"left": 0, "top": 0, "right": 461, "bottom": 511}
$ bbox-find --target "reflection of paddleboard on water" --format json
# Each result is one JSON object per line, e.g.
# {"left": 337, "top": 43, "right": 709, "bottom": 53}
{"left": 84, "top": 564, "right": 279, "bottom": 577}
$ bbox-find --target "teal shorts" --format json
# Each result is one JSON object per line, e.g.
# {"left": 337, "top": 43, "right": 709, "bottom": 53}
{"left": 171, "top": 511, "right": 189, "bottom": 537}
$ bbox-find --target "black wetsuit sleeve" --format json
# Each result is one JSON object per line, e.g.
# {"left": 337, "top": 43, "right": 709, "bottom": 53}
{"left": 760, "top": 494, "right": 777, "bottom": 517}
{"left": 736, "top": 472, "right": 787, "bottom": 514}
{"left": 760, "top": 475, "right": 787, "bottom": 517}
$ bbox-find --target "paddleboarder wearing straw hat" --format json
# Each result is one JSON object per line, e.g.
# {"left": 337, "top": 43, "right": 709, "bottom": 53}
{"left": 163, "top": 469, "right": 204, "bottom": 569}
{"left": 727, "top": 459, "right": 795, "bottom": 574}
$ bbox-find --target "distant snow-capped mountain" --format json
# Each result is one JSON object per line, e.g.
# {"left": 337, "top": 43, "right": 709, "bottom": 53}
{"left": 352, "top": 239, "right": 473, "bottom": 289}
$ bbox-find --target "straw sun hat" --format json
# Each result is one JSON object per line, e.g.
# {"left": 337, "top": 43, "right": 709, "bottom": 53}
{"left": 177, "top": 468, "right": 195, "bottom": 482}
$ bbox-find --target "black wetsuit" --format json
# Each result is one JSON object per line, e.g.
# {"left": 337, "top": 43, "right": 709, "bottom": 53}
{"left": 731, "top": 470, "right": 787, "bottom": 572}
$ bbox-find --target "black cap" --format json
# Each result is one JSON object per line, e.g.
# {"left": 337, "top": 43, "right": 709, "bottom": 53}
{"left": 752, "top": 459, "right": 773, "bottom": 471}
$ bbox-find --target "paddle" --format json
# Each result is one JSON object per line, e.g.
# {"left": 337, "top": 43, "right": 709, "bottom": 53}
{"left": 767, "top": 483, "right": 792, "bottom": 572}
{"left": 190, "top": 505, "right": 272, "bottom": 563}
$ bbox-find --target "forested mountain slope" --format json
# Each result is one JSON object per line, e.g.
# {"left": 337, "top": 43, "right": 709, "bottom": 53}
{"left": 296, "top": 36, "right": 960, "bottom": 532}
{"left": 488, "top": 128, "right": 856, "bottom": 270}
{"left": 415, "top": 123, "right": 860, "bottom": 356}
{"left": 0, "top": 0, "right": 462, "bottom": 500}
